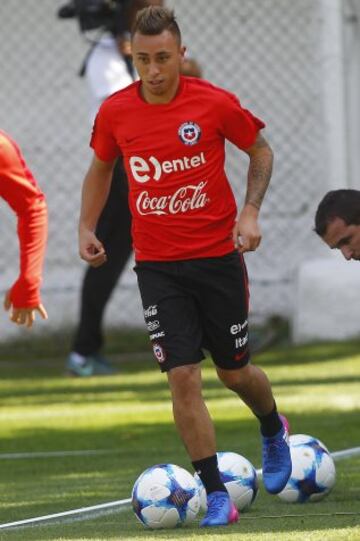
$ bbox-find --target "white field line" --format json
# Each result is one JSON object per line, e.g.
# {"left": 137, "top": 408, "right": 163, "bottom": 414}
{"left": 0, "top": 445, "right": 359, "bottom": 531}
{"left": 0, "top": 498, "right": 132, "bottom": 530}
{"left": 0, "top": 449, "right": 115, "bottom": 460}
{"left": 240, "top": 511, "right": 360, "bottom": 520}
{"left": 331, "top": 447, "right": 360, "bottom": 460}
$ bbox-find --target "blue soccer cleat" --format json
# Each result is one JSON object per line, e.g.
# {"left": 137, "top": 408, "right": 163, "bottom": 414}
{"left": 92, "top": 354, "right": 117, "bottom": 375}
{"left": 262, "top": 414, "right": 292, "bottom": 494}
{"left": 200, "top": 491, "right": 239, "bottom": 527}
{"left": 66, "top": 352, "right": 116, "bottom": 377}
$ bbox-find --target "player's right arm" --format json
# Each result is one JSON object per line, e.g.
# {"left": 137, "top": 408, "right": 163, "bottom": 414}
{"left": 0, "top": 131, "right": 48, "bottom": 326}
{"left": 78, "top": 154, "right": 116, "bottom": 267}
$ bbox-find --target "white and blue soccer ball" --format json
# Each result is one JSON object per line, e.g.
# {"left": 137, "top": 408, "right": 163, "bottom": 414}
{"left": 132, "top": 463, "right": 201, "bottom": 529}
{"left": 278, "top": 434, "right": 336, "bottom": 503}
{"left": 194, "top": 451, "right": 258, "bottom": 512}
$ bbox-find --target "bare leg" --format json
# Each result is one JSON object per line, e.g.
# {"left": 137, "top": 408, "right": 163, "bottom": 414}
{"left": 216, "top": 363, "right": 275, "bottom": 415}
{"left": 167, "top": 364, "right": 216, "bottom": 461}
{"left": 217, "top": 363, "right": 291, "bottom": 496}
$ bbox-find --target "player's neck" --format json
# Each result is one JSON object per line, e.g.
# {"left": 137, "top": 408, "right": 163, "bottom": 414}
{"left": 140, "top": 77, "right": 181, "bottom": 105}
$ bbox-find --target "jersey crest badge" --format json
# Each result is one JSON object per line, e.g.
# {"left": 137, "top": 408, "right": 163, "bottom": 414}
{"left": 178, "top": 121, "right": 201, "bottom": 146}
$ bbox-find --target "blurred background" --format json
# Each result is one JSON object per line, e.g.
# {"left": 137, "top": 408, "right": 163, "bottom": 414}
{"left": 1, "top": 0, "right": 360, "bottom": 345}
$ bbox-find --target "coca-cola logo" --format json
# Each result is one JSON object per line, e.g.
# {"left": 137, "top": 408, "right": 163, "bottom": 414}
{"left": 129, "top": 152, "right": 206, "bottom": 183}
{"left": 136, "top": 181, "right": 209, "bottom": 216}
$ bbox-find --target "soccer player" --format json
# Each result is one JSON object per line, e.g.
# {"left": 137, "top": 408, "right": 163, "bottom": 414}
{"left": 0, "top": 129, "right": 48, "bottom": 327}
{"left": 78, "top": 6, "right": 291, "bottom": 527}
{"left": 314, "top": 189, "right": 360, "bottom": 261}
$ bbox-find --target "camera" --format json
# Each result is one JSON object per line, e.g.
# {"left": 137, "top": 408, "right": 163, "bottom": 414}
{"left": 58, "top": 0, "right": 126, "bottom": 33}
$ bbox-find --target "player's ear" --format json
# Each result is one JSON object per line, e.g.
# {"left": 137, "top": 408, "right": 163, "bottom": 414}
{"left": 180, "top": 46, "right": 186, "bottom": 61}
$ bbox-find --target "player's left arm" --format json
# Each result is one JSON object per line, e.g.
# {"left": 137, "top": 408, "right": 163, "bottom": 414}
{"left": 233, "top": 133, "right": 273, "bottom": 253}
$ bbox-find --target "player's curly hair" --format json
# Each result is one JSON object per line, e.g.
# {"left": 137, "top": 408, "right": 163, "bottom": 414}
{"left": 131, "top": 6, "right": 181, "bottom": 44}
{"left": 314, "top": 189, "right": 360, "bottom": 237}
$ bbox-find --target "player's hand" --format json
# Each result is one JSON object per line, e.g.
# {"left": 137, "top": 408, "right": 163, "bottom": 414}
{"left": 3, "top": 290, "right": 48, "bottom": 328}
{"left": 233, "top": 205, "right": 262, "bottom": 253}
{"left": 79, "top": 228, "right": 107, "bottom": 267}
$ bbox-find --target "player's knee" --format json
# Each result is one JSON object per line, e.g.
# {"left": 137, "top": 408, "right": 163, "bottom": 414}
{"left": 168, "top": 364, "right": 201, "bottom": 400}
{"left": 217, "top": 364, "right": 251, "bottom": 393}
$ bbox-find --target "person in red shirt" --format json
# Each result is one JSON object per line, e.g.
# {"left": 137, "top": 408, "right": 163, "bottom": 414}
{"left": 78, "top": 6, "right": 291, "bottom": 527}
{"left": 0, "top": 130, "right": 48, "bottom": 327}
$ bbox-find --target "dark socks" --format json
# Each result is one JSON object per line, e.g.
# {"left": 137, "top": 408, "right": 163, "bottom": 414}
{"left": 256, "top": 402, "right": 283, "bottom": 437}
{"left": 192, "top": 455, "right": 227, "bottom": 495}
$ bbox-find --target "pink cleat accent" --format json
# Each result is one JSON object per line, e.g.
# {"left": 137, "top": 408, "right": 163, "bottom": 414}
{"left": 228, "top": 502, "right": 239, "bottom": 524}
{"left": 279, "top": 414, "right": 290, "bottom": 439}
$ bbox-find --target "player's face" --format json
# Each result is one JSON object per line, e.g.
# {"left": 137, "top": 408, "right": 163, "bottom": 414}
{"left": 322, "top": 217, "right": 360, "bottom": 261}
{"left": 132, "top": 30, "right": 185, "bottom": 104}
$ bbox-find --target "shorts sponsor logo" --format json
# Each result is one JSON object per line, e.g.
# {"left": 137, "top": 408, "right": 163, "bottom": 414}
{"left": 144, "top": 305, "right": 157, "bottom": 318}
{"left": 153, "top": 342, "right": 166, "bottom": 363}
{"left": 230, "top": 320, "right": 248, "bottom": 335}
{"left": 178, "top": 121, "right": 201, "bottom": 146}
{"left": 129, "top": 152, "right": 206, "bottom": 183}
{"left": 147, "top": 320, "right": 160, "bottom": 332}
{"left": 235, "top": 334, "right": 248, "bottom": 349}
{"left": 136, "top": 181, "right": 209, "bottom": 216}
{"left": 150, "top": 331, "right": 165, "bottom": 340}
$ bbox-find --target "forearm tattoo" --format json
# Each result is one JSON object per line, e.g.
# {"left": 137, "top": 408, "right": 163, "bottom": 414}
{"left": 245, "top": 136, "right": 273, "bottom": 210}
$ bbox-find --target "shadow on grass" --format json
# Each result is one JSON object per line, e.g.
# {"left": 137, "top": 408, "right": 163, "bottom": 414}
{"left": 1, "top": 411, "right": 358, "bottom": 480}
{"left": 1, "top": 411, "right": 359, "bottom": 539}
{"left": 256, "top": 339, "right": 360, "bottom": 367}
{"left": 2, "top": 510, "right": 360, "bottom": 541}
{"left": 1, "top": 328, "right": 360, "bottom": 378}
{"left": 0, "top": 328, "right": 151, "bottom": 363}
{"left": 1, "top": 367, "right": 359, "bottom": 406}
{"left": 1, "top": 339, "right": 360, "bottom": 538}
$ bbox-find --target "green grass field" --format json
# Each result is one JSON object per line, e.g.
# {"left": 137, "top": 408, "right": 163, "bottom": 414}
{"left": 0, "top": 334, "right": 359, "bottom": 540}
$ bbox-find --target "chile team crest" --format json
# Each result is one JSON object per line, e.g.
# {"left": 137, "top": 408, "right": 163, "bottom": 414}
{"left": 178, "top": 121, "right": 201, "bottom": 146}
{"left": 153, "top": 342, "right": 166, "bottom": 363}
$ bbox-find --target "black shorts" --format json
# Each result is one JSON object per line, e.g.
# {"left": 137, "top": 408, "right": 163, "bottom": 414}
{"left": 134, "top": 251, "right": 250, "bottom": 372}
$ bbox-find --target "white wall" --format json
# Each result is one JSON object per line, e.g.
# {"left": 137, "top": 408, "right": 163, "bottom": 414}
{"left": 343, "top": 0, "right": 360, "bottom": 189}
{"left": 293, "top": 0, "right": 360, "bottom": 343}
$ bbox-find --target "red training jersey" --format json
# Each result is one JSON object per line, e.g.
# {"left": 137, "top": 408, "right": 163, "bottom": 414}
{"left": 0, "top": 130, "right": 48, "bottom": 308}
{"left": 91, "top": 76, "right": 265, "bottom": 261}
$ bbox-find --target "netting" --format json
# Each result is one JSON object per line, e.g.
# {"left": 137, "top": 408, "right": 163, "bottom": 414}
{"left": 0, "top": 0, "right": 351, "bottom": 338}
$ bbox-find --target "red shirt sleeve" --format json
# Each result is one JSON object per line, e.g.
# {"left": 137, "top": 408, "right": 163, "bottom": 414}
{"left": 0, "top": 131, "right": 48, "bottom": 308}
{"left": 90, "top": 100, "right": 121, "bottom": 162}
{"left": 219, "top": 91, "right": 265, "bottom": 150}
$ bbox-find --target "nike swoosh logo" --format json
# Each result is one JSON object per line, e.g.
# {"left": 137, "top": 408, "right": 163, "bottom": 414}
{"left": 125, "top": 136, "right": 139, "bottom": 144}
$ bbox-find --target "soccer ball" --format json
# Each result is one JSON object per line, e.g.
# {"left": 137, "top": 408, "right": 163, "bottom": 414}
{"left": 288, "top": 433, "right": 330, "bottom": 452}
{"left": 278, "top": 434, "right": 336, "bottom": 503}
{"left": 132, "top": 463, "right": 201, "bottom": 529}
{"left": 194, "top": 451, "right": 258, "bottom": 511}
